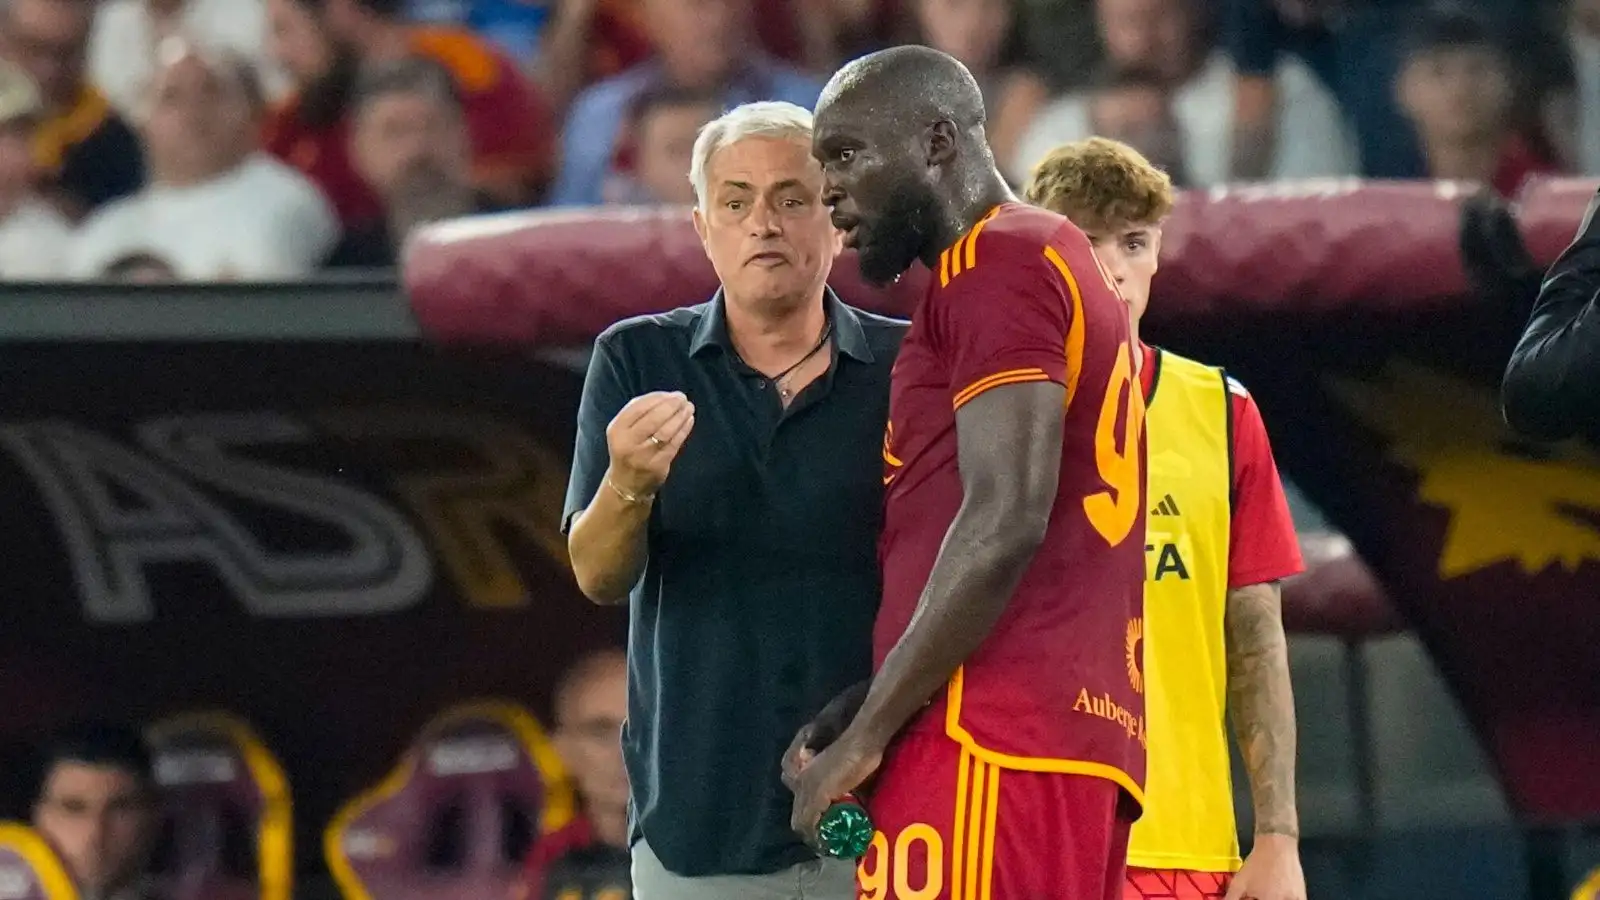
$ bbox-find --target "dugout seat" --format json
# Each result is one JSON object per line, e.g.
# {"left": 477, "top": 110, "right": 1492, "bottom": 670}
{"left": 0, "top": 822, "right": 78, "bottom": 900}
{"left": 325, "top": 700, "right": 575, "bottom": 900}
{"left": 145, "top": 712, "right": 292, "bottom": 900}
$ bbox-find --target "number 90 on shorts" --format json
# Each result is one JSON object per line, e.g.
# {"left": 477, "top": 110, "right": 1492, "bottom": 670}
{"left": 857, "top": 823, "right": 945, "bottom": 900}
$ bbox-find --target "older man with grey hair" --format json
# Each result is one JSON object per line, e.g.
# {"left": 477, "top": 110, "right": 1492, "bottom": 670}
{"left": 562, "top": 100, "right": 902, "bottom": 899}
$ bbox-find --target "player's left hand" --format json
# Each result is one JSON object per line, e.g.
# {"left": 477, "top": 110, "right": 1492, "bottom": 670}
{"left": 1224, "top": 834, "right": 1306, "bottom": 900}
{"left": 788, "top": 731, "right": 883, "bottom": 849}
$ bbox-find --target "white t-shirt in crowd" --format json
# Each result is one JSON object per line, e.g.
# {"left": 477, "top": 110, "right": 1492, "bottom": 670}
{"left": 69, "top": 154, "right": 339, "bottom": 280}
{"left": 0, "top": 198, "right": 72, "bottom": 279}
{"left": 1013, "top": 50, "right": 1359, "bottom": 187}
{"left": 88, "top": 0, "right": 287, "bottom": 122}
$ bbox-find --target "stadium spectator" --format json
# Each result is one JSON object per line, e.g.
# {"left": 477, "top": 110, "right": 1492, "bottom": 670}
{"left": 1015, "top": 0, "right": 1357, "bottom": 187}
{"left": 327, "top": 0, "right": 554, "bottom": 198}
{"left": 786, "top": 0, "right": 900, "bottom": 72}
{"left": 562, "top": 100, "right": 897, "bottom": 896}
{"left": 261, "top": 0, "right": 373, "bottom": 223}
{"left": 534, "top": 0, "right": 658, "bottom": 119}
{"left": 87, "top": 0, "right": 285, "bottom": 124}
{"left": 1222, "top": 1, "right": 1568, "bottom": 177}
{"left": 536, "top": 0, "right": 876, "bottom": 121}
{"left": 1395, "top": 5, "right": 1559, "bottom": 197}
{"left": 548, "top": 0, "right": 821, "bottom": 207}
{"left": 263, "top": 0, "right": 554, "bottom": 224}
{"left": 69, "top": 43, "right": 338, "bottom": 280}
{"left": 515, "top": 649, "right": 630, "bottom": 900}
{"left": 328, "top": 58, "right": 500, "bottom": 268}
{"left": 0, "top": 0, "right": 143, "bottom": 216}
{"left": 0, "top": 61, "right": 72, "bottom": 279}
{"left": 32, "top": 723, "right": 162, "bottom": 900}
{"left": 909, "top": 0, "right": 1045, "bottom": 185}
{"left": 1079, "top": 68, "right": 1188, "bottom": 185}
{"left": 600, "top": 85, "right": 716, "bottom": 205}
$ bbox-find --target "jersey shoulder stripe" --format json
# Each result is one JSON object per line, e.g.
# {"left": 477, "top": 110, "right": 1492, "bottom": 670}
{"left": 938, "top": 205, "right": 1003, "bottom": 286}
{"left": 937, "top": 203, "right": 1077, "bottom": 288}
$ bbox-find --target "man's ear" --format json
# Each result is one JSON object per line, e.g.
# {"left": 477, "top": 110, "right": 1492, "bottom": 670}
{"left": 692, "top": 205, "right": 708, "bottom": 249}
{"left": 926, "top": 120, "right": 958, "bottom": 168}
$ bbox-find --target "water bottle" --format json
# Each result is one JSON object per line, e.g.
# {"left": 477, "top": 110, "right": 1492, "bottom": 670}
{"left": 816, "top": 792, "right": 875, "bottom": 860}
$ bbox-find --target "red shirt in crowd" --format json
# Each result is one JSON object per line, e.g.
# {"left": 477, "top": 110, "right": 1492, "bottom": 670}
{"left": 265, "top": 25, "right": 554, "bottom": 225}
{"left": 1491, "top": 133, "right": 1561, "bottom": 198}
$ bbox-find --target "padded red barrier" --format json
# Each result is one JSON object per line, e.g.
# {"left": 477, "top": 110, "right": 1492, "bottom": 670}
{"left": 1516, "top": 176, "right": 1600, "bottom": 263}
{"left": 405, "top": 207, "right": 915, "bottom": 346}
{"left": 1281, "top": 535, "right": 1401, "bottom": 638}
{"left": 403, "top": 177, "right": 1600, "bottom": 345}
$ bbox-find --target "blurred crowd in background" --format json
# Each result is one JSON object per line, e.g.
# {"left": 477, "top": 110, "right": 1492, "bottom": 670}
{"left": 0, "top": 0, "right": 1587, "bottom": 281}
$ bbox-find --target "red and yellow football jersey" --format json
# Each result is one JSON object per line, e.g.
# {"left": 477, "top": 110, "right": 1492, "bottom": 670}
{"left": 877, "top": 202, "right": 1149, "bottom": 802}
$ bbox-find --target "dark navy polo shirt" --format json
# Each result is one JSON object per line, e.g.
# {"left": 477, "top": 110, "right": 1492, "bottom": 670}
{"left": 562, "top": 289, "right": 904, "bottom": 877}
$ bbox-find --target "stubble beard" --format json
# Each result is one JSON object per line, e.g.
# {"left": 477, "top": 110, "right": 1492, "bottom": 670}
{"left": 855, "top": 181, "right": 937, "bottom": 288}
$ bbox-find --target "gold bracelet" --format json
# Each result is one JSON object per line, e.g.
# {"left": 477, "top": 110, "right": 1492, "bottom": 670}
{"left": 605, "top": 476, "right": 655, "bottom": 506}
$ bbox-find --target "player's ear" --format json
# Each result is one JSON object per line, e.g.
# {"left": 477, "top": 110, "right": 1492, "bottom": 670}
{"left": 1151, "top": 226, "right": 1164, "bottom": 269}
{"left": 925, "top": 120, "right": 958, "bottom": 168}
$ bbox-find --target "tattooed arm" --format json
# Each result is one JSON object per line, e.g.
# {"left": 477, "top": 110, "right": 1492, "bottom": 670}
{"left": 1226, "top": 579, "right": 1298, "bottom": 838}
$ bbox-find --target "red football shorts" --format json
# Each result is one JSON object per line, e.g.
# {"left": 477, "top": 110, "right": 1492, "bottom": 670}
{"left": 1122, "top": 868, "right": 1232, "bottom": 899}
{"left": 858, "top": 731, "right": 1136, "bottom": 900}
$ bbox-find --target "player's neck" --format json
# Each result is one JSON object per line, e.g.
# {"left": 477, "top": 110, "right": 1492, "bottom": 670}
{"left": 723, "top": 291, "right": 829, "bottom": 370}
{"left": 921, "top": 175, "right": 1015, "bottom": 271}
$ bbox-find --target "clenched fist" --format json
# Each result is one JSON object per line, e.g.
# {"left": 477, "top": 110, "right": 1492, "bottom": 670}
{"left": 606, "top": 391, "right": 696, "bottom": 499}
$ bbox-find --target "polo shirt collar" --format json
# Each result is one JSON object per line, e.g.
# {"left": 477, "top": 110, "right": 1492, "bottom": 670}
{"left": 689, "top": 288, "right": 876, "bottom": 364}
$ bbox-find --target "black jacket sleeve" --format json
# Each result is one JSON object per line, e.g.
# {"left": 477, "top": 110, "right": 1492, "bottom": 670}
{"left": 1501, "top": 188, "right": 1600, "bottom": 441}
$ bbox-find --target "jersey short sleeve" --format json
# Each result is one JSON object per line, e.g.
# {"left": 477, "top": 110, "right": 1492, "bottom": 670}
{"left": 935, "top": 233, "right": 1079, "bottom": 410}
{"left": 1227, "top": 379, "right": 1306, "bottom": 589}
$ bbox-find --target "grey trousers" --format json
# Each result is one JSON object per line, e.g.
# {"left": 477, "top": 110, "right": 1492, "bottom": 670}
{"left": 631, "top": 838, "right": 857, "bottom": 900}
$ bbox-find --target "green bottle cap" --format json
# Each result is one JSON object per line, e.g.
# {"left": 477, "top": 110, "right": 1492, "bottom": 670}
{"left": 817, "top": 797, "right": 875, "bottom": 860}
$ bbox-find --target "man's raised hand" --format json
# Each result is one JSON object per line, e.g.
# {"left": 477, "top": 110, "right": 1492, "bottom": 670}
{"left": 605, "top": 391, "right": 696, "bottom": 499}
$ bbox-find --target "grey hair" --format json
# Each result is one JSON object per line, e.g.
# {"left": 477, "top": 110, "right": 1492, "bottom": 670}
{"left": 689, "top": 101, "right": 815, "bottom": 210}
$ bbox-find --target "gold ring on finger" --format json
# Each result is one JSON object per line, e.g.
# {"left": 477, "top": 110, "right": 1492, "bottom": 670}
{"left": 648, "top": 434, "right": 665, "bottom": 448}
